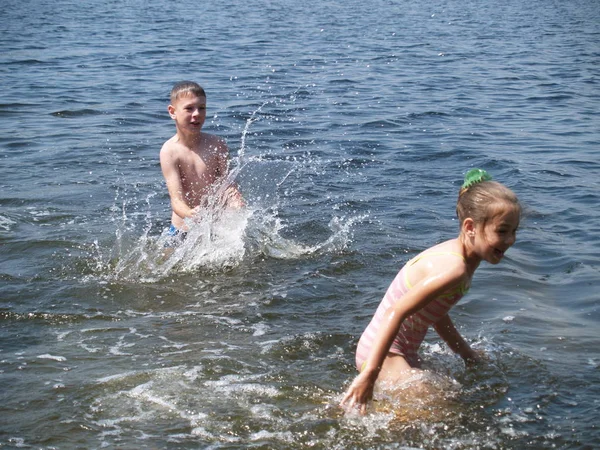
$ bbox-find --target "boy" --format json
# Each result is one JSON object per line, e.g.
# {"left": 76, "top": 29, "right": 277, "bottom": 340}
{"left": 160, "top": 81, "right": 243, "bottom": 236}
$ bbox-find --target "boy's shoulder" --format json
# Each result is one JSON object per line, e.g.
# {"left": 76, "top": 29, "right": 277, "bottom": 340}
{"left": 160, "top": 135, "right": 183, "bottom": 160}
{"left": 162, "top": 132, "right": 226, "bottom": 149}
{"left": 200, "top": 133, "right": 229, "bottom": 159}
{"left": 202, "top": 132, "right": 227, "bottom": 149}
{"left": 161, "top": 133, "right": 181, "bottom": 148}
{"left": 160, "top": 133, "right": 228, "bottom": 165}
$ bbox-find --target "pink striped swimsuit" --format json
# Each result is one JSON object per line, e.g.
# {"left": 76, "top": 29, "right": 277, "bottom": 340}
{"left": 355, "top": 251, "right": 469, "bottom": 370}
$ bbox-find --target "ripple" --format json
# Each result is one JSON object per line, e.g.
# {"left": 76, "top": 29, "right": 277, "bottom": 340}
{"left": 50, "top": 109, "right": 104, "bottom": 118}
{"left": 0, "top": 311, "right": 116, "bottom": 324}
{"left": 1, "top": 0, "right": 599, "bottom": 448}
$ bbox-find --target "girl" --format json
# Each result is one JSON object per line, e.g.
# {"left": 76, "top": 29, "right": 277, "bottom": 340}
{"left": 341, "top": 169, "right": 521, "bottom": 414}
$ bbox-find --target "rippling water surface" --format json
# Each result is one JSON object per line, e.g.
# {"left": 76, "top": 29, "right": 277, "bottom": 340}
{"left": 1, "top": 0, "right": 599, "bottom": 448}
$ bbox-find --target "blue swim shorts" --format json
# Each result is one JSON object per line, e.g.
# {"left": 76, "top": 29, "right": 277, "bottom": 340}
{"left": 165, "top": 224, "right": 188, "bottom": 246}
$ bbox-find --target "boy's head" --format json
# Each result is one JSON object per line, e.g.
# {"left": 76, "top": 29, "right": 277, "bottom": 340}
{"left": 170, "top": 81, "right": 206, "bottom": 104}
{"left": 168, "top": 81, "right": 207, "bottom": 132}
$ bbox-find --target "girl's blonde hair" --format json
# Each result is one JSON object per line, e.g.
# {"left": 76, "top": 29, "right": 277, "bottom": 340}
{"left": 456, "top": 180, "right": 520, "bottom": 225}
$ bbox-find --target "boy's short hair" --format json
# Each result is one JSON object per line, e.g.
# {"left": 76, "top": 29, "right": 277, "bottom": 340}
{"left": 170, "top": 81, "right": 206, "bottom": 103}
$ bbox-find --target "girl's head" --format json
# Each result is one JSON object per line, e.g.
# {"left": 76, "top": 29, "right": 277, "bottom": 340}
{"left": 456, "top": 169, "right": 521, "bottom": 226}
{"left": 457, "top": 169, "right": 521, "bottom": 263}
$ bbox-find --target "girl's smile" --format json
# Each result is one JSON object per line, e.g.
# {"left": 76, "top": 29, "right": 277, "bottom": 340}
{"left": 479, "top": 204, "right": 520, "bottom": 264}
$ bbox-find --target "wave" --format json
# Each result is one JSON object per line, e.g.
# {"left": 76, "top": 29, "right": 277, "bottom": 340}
{"left": 51, "top": 109, "right": 105, "bottom": 118}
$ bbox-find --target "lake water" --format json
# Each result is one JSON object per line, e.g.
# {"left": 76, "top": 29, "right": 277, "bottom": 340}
{"left": 1, "top": 0, "right": 599, "bottom": 448}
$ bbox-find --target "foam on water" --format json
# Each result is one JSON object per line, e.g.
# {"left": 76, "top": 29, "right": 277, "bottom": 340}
{"left": 1, "top": 300, "right": 567, "bottom": 449}
{"left": 0, "top": 214, "right": 16, "bottom": 231}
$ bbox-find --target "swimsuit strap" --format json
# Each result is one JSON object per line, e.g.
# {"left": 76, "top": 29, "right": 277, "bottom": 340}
{"left": 404, "top": 251, "right": 465, "bottom": 289}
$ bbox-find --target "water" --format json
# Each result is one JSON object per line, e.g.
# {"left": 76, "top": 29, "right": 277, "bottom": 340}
{"left": 1, "top": 0, "right": 599, "bottom": 448}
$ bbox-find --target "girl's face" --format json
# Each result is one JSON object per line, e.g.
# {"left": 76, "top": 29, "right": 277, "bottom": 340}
{"left": 475, "top": 204, "right": 520, "bottom": 264}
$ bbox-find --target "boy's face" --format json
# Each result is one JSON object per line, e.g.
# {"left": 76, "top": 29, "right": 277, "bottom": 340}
{"left": 168, "top": 93, "right": 207, "bottom": 133}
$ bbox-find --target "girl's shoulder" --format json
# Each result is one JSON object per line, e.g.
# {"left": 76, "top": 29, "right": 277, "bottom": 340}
{"left": 406, "top": 240, "right": 469, "bottom": 285}
{"left": 411, "top": 239, "right": 465, "bottom": 265}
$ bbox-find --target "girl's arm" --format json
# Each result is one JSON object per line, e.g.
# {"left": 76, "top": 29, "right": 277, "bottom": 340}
{"left": 340, "top": 266, "right": 466, "bottom": 413}
{"left": 433, "top": 314, "right": 479, "bottom": 364}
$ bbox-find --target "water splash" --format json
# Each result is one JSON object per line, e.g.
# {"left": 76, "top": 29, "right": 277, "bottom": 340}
{"left": 87, "top": 201, "right": 361, "bottom": 282}
{"left": 83, "top": 101, "right": 363, "bottom": 282}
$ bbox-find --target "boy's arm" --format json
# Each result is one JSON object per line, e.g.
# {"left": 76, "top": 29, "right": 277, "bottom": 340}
{"left": 159, "top": 144, "right": 196, "bottom": 219}
{"left": 433, "top": 314, "right": 479, "bottom": 364}
{"left": 216, "top": 139, "right": 244, "bottom": 208}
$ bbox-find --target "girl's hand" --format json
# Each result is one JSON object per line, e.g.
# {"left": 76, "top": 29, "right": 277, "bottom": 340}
{"left": 464, "top": 348, "right": 486, "bottom": 368}
{"left": 340, "top": 370, "right": 377, "bottom": 415}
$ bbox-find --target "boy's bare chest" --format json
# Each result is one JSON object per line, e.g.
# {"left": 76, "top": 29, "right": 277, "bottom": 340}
{"left": 178, "top": 149, "right": 220, "bottom": 185}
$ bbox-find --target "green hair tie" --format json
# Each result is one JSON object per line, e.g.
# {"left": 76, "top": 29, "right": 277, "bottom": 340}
{"left": 462, "top": 169, "right": 492, "bottom": 190}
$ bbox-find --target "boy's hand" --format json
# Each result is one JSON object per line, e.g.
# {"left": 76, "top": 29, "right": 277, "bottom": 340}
{"left": 224, "top": 185, "right": 245, "bottom": 209}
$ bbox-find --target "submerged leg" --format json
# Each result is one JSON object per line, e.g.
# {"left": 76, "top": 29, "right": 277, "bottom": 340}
{"left": 373, "top": 353, "right": 460, "bottom": 420}
{"left": 377, "top": 353, "right": 421, "bottom": 384}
